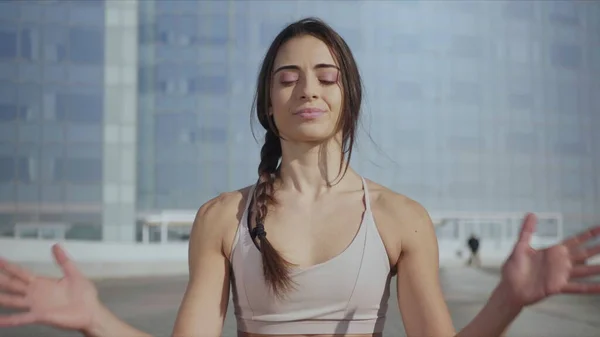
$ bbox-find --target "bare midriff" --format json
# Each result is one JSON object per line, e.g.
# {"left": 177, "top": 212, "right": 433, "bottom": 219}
{"left": 239, "top": 332, "right": 382, "bottom": 337}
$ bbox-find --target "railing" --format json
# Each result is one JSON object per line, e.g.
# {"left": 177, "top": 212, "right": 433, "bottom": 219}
{"left": 432, "top": 212, "right": 563, "bottom": 265}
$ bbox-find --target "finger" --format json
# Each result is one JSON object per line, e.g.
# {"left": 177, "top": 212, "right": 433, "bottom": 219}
{"left": 0, "top": 293, "right": 28, "bottom": 309}
{"left": 562, "top": 225, "right": 600, "bottom": 248}
{"left": 52, "top": 244, "right": 81, "bottom": 278}
{"left": 0, "top": 312, "right": 36, "bottom": 327}
{"left": 570, "top": 243, "right": 600, "bottom": 263}
{"left": 562, "top": 282, "right": 600, "bottom": 294}
{"left": 571, "top": 264, "right": 600, "bottom": 279}
{"left": 0, "top": 258, "right": 34, "bottom": 284}
{"left": 0, "top": 273, "right": 27, "bottom": 294}
{"left": 516, "top": 213, "right": 537, "bottom": 246}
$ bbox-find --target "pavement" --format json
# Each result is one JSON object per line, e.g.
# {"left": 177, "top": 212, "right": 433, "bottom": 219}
{"left": 1, "top": 267, "right": 599, "bottom": 337}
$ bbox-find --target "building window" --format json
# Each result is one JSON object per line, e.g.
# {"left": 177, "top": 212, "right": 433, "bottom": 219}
{"left": 395, "top": 81, "right": 423, "bottom": 101}
{"left": 449, "top": 81, "right": 482, "bottom": 106}
{"left": 199, "top": 14, "right": 229, "bottom": 45}
{"left": 0, "top": 104, "right": 19, "bottom": 122}
{"left": 190, "top": 75, "right": 228, "bottom": 95}
{"left": 55, "top": 91, "right": 104, "bottom": 124}
{"left": 503, "top": 2, "right": 534, "bottom": 20}
{"left": 550, "top": 43, "right": 582, "bottom": 70}
{"left": 193, "top": 127, "right": 227, "bottom": 143}
{"left": 260, "top": 22, "right": 283, "bottom": 47}
{"left": 549, "top": 2, "right": 580, "bottom": 26}
{"left": 42, "top": 25, "right": 68, "bottom": 63}
{"left": 450, "top": 35, "right": 483, "bottom": 59}
{"left": 69, "top": 27, "right": 104, "bottom": 65}
{"left": 508, "top": 93, "right": 533, "bottom": 110}
{"left": 389, "top": 33, "right": 421, "bottom": 54}
{"left": 506, "top": 132, "right": 538, "bottom": 154}
{"left": 55, "top": 158, "right": 102, "bottom": 184}
{"left": 0, "top": 157, "right": 14, "bottom": 182}
{"left": 156, "top": 14, "right": 198, "bottom": 46}
{"left": 0, "top": 29, "right": 17, "bottom": 60}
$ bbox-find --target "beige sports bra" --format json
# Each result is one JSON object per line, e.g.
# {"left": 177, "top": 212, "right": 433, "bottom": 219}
{"left": 228, "top": 177, "right": 393, "bottom": 335}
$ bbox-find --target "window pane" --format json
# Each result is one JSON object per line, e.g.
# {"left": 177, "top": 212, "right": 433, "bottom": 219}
{"left": 69, "top": 27, "right": 104, "bottom": 64}
{"left": 68, "top": 65, "right": 104, "bottom": 85}
{"left": 20, "top": 25, "right": 41, "bottom": 61}
{"left": 156, "top": 15, "right": 198, "bottom": 46}
{"left": 56, "top": 88, "right": 104, "bottom": 124}
{"left": 0, "top": 104, "right": 19, "bottom": 122}
{"left": 190, "top": 75, "right": 228, "bottom": 94}
{"left": 199, "top": 14, "right": 228, "bottom": 45}
{"left": 55, "top": 158, "right": 102, "bottom": 183}
{"left": 65, "top": 184, "right": 102, "bottom": 203}
{"left": 0, "top": 27, "right": 17, "bottom": 60}
{"left": 19, "top": 123, "right": 42, "bottom": 143}
{"left": 17, "top": 183, "right": 39, "bottom": 202}
{"left": 0, "top": 183, "right": 14, "bottom": 202}
{"left": 65, "top": 124, "right": 102, "bottom": 143}
{"left": 550, "top": 44, "right": 582, "bottom": 70}
{"left": 42, "top": 25, "right": 68, "bottom": 63}
{"left": 69, "top": 3, "right": 105, "bottom": 27}
{"left": 19, "top": 83, "right": 42, "bottom": 121}
{"left": 503, "top": 2, "right": 534, "bottom": 20}
{"left": 450, "top": 35, "right": 483, "bottom": 59}
{"left": 41, "top": 184, "right": 63, "bottom": 203}
{"left": 41, "top": 145, "right": 64, "bottom": 183}
{"left": 0, "top": 122, "right": 17, "bottom": 142}
{"left": 0, "top": 157, "right": 15, "bottom": 182}
{"left": 0, "top": 2, "right": 18, "bottom": 21}
{"left": 155, "top": 112, "right": 197, "bottom": 144}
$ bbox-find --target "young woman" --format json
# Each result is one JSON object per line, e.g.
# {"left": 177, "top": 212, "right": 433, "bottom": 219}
{"left": 1, "top": 18, "right": 599, "bottom": 337}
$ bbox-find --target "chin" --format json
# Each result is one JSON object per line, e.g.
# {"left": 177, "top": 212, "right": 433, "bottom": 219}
{"left": 284, "top": 129, "right": 337, "bottom": 144}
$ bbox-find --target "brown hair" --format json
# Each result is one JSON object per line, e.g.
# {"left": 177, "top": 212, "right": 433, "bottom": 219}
{"left": 249, "top": 17, "right": 363, "bottom": 298}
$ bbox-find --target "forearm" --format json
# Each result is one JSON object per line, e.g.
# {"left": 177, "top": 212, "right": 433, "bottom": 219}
{"left": 455, "top": 283, "right": 523, "bottom": 337}
{"left": 81, "top": 304, "right": 153, "bottom": 337}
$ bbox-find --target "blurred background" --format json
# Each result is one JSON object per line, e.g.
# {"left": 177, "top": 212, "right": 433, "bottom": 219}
{"left": 0, "top": 0, "right": 598, "bottom": 268}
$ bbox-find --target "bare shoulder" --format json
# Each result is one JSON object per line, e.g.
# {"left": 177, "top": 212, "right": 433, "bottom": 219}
{"left": 366, "top": 179, "right": 435, "bottom": 263}
{"left": 190, "top": 185, "right": 254, "bottom": 257}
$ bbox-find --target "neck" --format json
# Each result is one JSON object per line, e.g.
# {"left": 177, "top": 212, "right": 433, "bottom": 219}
{"left": 277, "top": 137, "right": 356, "bottom": 196}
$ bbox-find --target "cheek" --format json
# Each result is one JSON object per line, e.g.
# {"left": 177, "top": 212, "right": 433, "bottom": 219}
{"left": 269, "top": 88, "right": 293, "bottom": 119}
{"left": 324, "top": 89, "right": 343, "bottom": 112}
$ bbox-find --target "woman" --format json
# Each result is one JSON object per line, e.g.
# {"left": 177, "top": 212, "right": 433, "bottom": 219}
{"left": 1, "top": 17, "right": 600, "bottom": 337}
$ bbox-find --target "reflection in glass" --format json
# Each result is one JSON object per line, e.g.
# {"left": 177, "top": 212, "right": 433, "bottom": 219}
{"left": 69, "top": 27, "right": 104, "bottom": 64}
{"left": 0, "top": 29, "right": 17, "bottom": 60}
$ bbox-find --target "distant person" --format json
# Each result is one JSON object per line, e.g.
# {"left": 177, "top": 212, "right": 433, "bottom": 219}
{"left": 1, "top": 17, "right": 600, "bottom": 337}
{"left": 467, "top": 234, "right": 481, "bottom": 267}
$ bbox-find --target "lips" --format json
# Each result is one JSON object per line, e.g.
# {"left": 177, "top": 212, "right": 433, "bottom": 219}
{"left": 294, "top": 107, "right": 326, "bottom": 119}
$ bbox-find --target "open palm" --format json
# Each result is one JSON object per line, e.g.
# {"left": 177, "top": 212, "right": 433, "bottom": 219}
{"left": 501, "top": 213, "right": 600, "bottom": 307}
{"left": 0, "top": 244, "right": 99, "bottom": 330}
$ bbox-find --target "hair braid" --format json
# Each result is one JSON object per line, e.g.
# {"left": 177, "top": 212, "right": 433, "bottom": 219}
{"left": 251, "top": 128, "right": 296, "bottom": 298}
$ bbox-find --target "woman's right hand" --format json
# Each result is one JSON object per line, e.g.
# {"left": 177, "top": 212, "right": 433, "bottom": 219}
{"left": 0, "top": 244, "right": 100, "bottom": 332}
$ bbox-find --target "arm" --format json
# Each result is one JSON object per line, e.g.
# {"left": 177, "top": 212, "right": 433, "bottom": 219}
{"left": 395, "top": 199, "right": 518, "bottom": 337}
{"left": 82, "top": 306, "right": 152, "bottom": 337}
{"left": 172, "top": 196, "right": 233, "bottom": 337}
{"left": 83, "top": 195, "right": 235, "bottom": 337}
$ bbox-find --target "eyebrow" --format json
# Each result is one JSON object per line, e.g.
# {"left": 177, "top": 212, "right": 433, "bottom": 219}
{"left": 273, "top": 63, "right": 339, "bottom": 74}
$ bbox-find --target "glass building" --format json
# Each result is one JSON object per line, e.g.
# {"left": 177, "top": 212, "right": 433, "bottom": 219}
{"left": 0, "top": 0, "right": 598, "bottom": 242}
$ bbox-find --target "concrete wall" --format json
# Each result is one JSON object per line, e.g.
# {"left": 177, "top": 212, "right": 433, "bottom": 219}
{"left": 1, "top": 238, "right": 598, "bottom": 279}
{"left": 0, "top": 238, "right": 189, "bottom": 279}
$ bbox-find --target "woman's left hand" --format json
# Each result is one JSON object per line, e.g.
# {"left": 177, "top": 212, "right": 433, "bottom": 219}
{"left": 500, "top": 213, "right": 600, "bottom": 308}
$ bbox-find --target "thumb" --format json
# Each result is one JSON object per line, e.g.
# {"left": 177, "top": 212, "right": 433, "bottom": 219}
{"left": 51, "top": 244, "right": 81, "bottom": 278}
{"left": 515, "top": 213, "right": 537, "bottom": 248}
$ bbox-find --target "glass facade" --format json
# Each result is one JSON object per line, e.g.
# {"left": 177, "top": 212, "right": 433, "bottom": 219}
{"left": 136, "top": 0, "right": 599, "bottom": 236}
{"left": 0, "top": 0, "right": 598, "bottom": 242}
{"left": 0, "top": 0, "right": 106, "bottom": 240}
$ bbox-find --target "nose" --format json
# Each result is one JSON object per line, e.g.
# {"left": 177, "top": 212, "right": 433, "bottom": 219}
{"left": 298, "top": 76, "right": 319, "bottom": 100}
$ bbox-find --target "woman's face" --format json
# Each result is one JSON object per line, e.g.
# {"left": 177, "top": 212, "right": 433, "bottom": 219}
{"left": 269, "top": 34, "right": 343, "bottom": 143}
